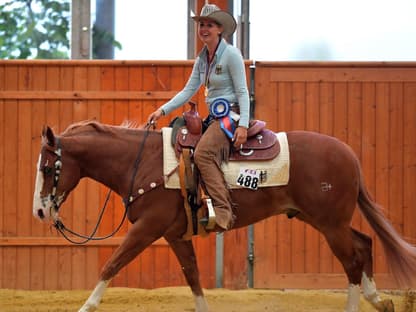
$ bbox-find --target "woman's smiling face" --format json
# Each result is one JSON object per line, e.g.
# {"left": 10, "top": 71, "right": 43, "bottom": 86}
{"left": 197, "top": 18, "right": 223, "bottom": 45}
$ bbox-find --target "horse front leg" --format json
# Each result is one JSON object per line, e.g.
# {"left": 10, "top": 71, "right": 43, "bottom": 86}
{"left": 78, "top": 280, "right": 110, "bottom": 312}
{"left": 78, "top": 219, "right": 163, "bottom": 312}
{"left": 168, "top": 239, "right": 209, "bottom": 312}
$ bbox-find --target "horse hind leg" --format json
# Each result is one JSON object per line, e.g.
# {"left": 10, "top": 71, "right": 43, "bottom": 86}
{"left": 324, "top": 226, "right": 365, "bottom": 312}
{"left": 168, "top": 239, "right": 209, "bottom": 312}
{"left": 324, "top": 226, "right": 394, "bottom": 312}
{"left": 351, "top": 230, "right": 394, "bottom": 312}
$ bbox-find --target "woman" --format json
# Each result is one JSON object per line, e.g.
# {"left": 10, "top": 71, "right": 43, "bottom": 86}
{"left": 147, "top": 3, "right": 250, "bottom": 231}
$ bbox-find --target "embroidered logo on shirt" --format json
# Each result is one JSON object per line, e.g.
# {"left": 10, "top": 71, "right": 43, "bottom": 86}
{"left": 215, "top": 64, "right": 222, "bottom": 74}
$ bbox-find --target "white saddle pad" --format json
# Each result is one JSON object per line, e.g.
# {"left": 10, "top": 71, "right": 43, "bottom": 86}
{"left": 162, "top": 127, "right": 290, "bottom": 189}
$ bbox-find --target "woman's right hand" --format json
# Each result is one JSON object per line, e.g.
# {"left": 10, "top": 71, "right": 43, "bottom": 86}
{"left": 147, "top": 108, "right": 164, "bottom": 124}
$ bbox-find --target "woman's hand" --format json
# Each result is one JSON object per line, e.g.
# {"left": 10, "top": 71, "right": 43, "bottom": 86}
{"left": 233, "top": 126, "right": 248, "bottom": 148}
{"left": 147, "top": 108, "right": 164, "bottom": 124}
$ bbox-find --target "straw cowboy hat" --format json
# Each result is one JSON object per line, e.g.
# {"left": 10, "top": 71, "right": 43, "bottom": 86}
{"left": 192, "top": 3, "right": 237, "bottom": 37}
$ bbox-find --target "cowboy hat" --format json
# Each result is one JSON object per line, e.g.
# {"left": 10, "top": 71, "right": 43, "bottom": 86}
{"left": 192, "top": 4, "right": 237, "bottom": 37}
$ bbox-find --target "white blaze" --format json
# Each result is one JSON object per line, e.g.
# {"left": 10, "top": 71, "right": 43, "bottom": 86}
{"left": 33, "top": 155, "right": 45, "bottom": 219}
{"left": 32, "top": 154, "right": 60, "bottom": 221}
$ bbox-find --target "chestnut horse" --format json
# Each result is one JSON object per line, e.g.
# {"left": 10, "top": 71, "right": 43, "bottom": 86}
{"left": 33, "top": 120, "right": 416, "bottom": 312}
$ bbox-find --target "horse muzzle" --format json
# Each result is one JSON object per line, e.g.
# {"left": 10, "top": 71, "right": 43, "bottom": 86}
{"left": 33, "top": 195, "right": 61, "bottom": 222}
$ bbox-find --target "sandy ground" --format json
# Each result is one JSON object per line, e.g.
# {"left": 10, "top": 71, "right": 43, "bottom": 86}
{"left": 0, "top": 287, "right": 414, "bottom": 312}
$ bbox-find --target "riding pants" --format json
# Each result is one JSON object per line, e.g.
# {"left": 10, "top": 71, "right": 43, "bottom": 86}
{"left": 193, "top": 120, "right": 234, "bottom": 230}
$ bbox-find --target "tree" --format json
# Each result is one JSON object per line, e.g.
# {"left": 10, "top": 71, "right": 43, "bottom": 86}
{"left": 0, "top": 0, "right": 121, "bottom": 59}
{"left": 92, "top": 24, "right": 122, "bottom": 59}
{"left": 93, "top": 0, "right": 120, "bottom": 59}
{"left": 0, "top": 0, "right": 70, "bottom": 59}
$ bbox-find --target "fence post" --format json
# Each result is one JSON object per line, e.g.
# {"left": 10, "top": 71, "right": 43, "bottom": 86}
{"left": 71, "top": 0, "right": 92, "bottom": 59}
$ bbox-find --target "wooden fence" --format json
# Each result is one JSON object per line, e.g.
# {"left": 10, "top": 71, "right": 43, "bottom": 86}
{"left": 253, "top": 62, "right": 416, "bottom": 289}
{"left": 0, "top": 60, "right": 219, "bottom": 291}
{"left": 0, "top": 60, "right": 415, "bottom": 290}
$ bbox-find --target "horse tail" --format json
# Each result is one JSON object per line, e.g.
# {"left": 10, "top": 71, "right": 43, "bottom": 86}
{"left": 357, "top": 167, "right": 416, "bottom": 287}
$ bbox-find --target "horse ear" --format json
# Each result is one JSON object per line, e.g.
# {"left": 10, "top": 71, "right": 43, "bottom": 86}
{"left": 42, "top": 125, "right": 55, "bottom": 147}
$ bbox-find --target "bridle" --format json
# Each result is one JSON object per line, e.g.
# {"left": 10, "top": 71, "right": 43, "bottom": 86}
{"left": 48, "top": 138, "right": 63, "bottom": 213}
{"left": 49, "top": 124, "right": 154, "bottom": 245}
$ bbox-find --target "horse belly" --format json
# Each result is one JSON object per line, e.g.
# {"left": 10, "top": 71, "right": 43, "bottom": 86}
{"left": 230, "top": 186, "right": 293, "bottom": 228}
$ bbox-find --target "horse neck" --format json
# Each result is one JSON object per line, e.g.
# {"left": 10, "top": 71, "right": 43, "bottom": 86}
{"left": 61, "top": 130, "right": 163, "bottom": 197}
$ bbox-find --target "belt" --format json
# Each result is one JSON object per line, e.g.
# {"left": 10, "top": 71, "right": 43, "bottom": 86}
{"left": 209, "top": 99, "right": 239, "bottom": 117}
{"left": 207, "top": 106, "right": 240, "bottom": 121}
{"left": 229, "top": 102, "right": 240, "bottom": 114}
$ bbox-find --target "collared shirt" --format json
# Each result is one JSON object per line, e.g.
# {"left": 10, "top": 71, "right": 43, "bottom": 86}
{"left": 161, "top": 39, "right": 250, "bottom": 128}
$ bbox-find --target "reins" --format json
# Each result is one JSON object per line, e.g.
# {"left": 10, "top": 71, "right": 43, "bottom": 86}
{"left": 54, "top": 123, "right": 154, "bottom": 245}
{"left": 54, "top": 190, "right": 125, "bottom": 245}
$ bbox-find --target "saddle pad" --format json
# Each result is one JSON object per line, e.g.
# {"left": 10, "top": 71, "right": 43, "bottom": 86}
{"left": 162, "top": 127, "right": 290, "bottom": 189}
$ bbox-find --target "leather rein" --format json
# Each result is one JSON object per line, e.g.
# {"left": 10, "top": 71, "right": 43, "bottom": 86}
{"left": 53, "top": 124, "right": 154, "bottom": 245}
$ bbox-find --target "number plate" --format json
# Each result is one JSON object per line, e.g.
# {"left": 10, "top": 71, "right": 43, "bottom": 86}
{"left": 236, "top": 168, "right": 260, "bottom": 190}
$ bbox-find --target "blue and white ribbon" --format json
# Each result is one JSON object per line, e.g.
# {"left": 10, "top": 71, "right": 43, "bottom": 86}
{"left": 210, "top": 98, "right": 236, "bottom": 139}
{"left": 210, "top": 98, "right": 231, "bottom": 118}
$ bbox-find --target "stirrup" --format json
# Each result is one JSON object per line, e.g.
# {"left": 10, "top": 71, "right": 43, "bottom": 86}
{"left": 202, "top": 196, "right": 216, "bottom": 230}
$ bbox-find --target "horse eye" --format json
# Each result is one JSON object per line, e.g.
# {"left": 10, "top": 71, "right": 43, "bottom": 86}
{"left": 43, "top": 166, "right": 53, "bottom": 175}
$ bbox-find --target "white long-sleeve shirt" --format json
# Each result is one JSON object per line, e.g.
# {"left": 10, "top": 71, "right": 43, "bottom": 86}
{"left": 161, "top": 39, "right": 250, "bottom": 128}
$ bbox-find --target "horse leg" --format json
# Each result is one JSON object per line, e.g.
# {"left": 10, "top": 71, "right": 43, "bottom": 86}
{"left": 352, "top": 230, "right": 394, "bottom": 312}
{"left": 348, "top": 230, "right": 394, "bottom": 312}
{"left": 78, "top": 220, "right": 163, "bottom": 312}
{"left": 78, "top": 280, "right": 110, "bottom": 312}
{"left": 324, "top": 226, "right": 394, "bottom": 312}
{"left": 323, "top": 226, "right": 363, "bottom": 312}
{"left": 168, "top": 239, "right": 209, "bottom": 312}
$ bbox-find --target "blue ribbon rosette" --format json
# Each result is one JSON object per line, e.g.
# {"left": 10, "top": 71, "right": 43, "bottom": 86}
{"left": 210, "top": 98, "right": 236, "bottom": 139}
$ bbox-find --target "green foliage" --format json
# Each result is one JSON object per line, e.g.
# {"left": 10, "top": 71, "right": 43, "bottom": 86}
{"left": 92, "top": 24, "right": 122, "bottom": 59}
{"left": 0, "top": 0, "right": 70, "bottom": 59}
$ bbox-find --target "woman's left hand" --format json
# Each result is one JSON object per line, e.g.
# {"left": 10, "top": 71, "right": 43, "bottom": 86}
{"left": 233, "top": 126, "right": 248, "bottom": 148}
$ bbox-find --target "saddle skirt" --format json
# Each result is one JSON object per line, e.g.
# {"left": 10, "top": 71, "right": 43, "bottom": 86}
{"left": 162, "top": 127, "right": 290, "bottom": 190}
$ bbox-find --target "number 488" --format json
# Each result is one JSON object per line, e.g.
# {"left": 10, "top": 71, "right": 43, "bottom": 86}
{"left": 237, "top": 173, "right": 258, "bottom": 190}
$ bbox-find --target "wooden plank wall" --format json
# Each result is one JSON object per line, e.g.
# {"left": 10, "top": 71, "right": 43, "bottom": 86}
{"left": 253, "top": 62, "right": 416, "bottom": 289}
{"left": 0, "top": 60, "right": 221, "bottom": 290}
{"left": 1, "top": 61, "right": 415, "bottom": 290}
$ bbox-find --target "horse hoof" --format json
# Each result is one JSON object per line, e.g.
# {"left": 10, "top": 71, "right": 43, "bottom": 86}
{"left": 78, "top": 304, "right": 97, "bottom": 312}
{"left": 374, "top": 299, "right": 394, "bottom": 312}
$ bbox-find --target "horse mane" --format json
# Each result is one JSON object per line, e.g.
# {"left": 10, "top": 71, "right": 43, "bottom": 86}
{"left": 61, "top": 119, "right": 146, "bottom": 137}
{"left": 62, "top": 120, "right": 105, "bottom": 135}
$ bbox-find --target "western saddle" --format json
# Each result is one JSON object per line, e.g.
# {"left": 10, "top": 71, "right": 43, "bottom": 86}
{"left": 172, "top": 103, "right": 280, "bottom": 239}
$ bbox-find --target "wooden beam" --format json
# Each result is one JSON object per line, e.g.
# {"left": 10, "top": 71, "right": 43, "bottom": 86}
{"left": 0, "top": 91, "right": 178, "bottom": 100}
{"left": 0, "top": 236, "right": 168, "bottom": 247}
{"left": 268, "top": 67, "right": 416, "bottom": 82}
{"left": 0, "top": 59, "right": 195, "bottom": 66}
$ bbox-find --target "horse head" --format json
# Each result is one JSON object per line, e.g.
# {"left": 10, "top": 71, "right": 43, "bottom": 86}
{"left": 33, "top": 125, "right": 81, "bottom": 223}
